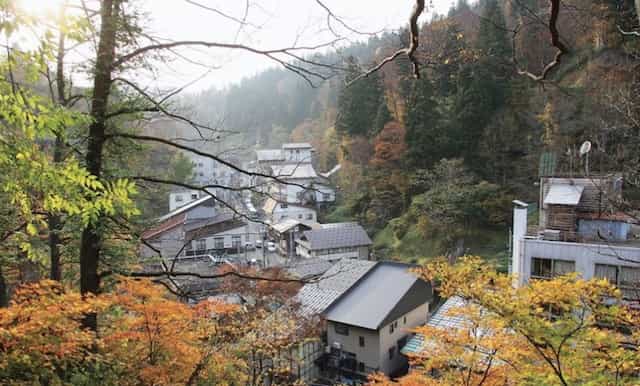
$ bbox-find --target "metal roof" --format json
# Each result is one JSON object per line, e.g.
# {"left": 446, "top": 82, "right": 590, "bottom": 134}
{"left": 256, "top": 149, "right": 284, "bottom": 162}
{"left": 157, "top": 195, "right": 214, "bottom": 222}
{"left": 295, "top": 259, "right": 376, "bottom": 316}
{"left": 324, "top": 262, "right": 432, "bottom": 330}
{"left": 320, "top": 222, "right": 359, "bottom": 229}
{"left": 282, "top": 142, "right": 313, "bottom": 149}
{"left": 543, "top": 184, "right": 585, "bottom": 206}
{"left": 298, "top": 226, "right": 372, "bottom": 250}
{"left": 271, "top": 163, "right": 318, "bottom": 179}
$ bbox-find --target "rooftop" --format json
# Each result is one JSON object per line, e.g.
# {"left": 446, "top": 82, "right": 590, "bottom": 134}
{"left": 282, "top": 142, "right": 313, "bottom": 149}
{"left": 285, "top": 258, "right": 335, "bottom": 280}
{"left": 143, "top": 256, "right": 230, "bottom": 299}
{"left": 256, "top": 149, "right": 284, "bottom": 162}
{"left": 157, "top": 195, "right": 214, "bottom": 222}
{"left": 295, "top": 259, "right": 376, "bottom": 316}
{"left": 298, "top": 225, "right": 372, "bottom": 250}
{"left": 324, "top": 262, "right": 432, "bottom": 330}
{"left": 271, "top": 163, "right": 318, "bottom": 179}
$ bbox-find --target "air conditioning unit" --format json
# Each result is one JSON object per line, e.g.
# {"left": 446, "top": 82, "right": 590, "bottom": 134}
{"left": 543, "top": 229, "right": 561, "bottom": 241}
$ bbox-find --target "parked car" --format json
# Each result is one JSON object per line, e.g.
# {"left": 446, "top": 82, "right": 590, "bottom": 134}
{"left": 267, "top": 242, "right": 276, "bottom": 252}
{"left": 255, "top": 239, "right": 263, "bottom": 248}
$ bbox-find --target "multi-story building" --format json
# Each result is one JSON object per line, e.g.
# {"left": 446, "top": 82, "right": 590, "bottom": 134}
{"left": 511, "top": 176, "right": 640, "bottom": 297}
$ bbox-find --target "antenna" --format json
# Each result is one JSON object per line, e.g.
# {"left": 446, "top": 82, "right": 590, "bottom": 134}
{"left": 579, "top": 141, "right": 591, "bottom": 176}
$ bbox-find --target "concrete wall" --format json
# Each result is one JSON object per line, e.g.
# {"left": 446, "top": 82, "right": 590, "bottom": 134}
{"left": 284, "top": 148, "right": 313, "bottom": 163}
{"left": 515, "top": 238, "right": 640, "bottom": 284}
{"left": 271, "top": 205, "right": 316, "bottom": 223}
{"left": 169, "top": 190, "right": 201, "bottom": 212}
{"left": 190, "top": 224, "right": 255, "bottom": 251}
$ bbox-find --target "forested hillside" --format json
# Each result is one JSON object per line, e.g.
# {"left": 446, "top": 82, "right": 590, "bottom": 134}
{"left": 187, "top": 0, "right": 640, "bottom": 267}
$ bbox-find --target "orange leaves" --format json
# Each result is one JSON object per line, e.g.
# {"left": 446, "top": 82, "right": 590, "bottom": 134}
{"left": 371, "top": 121, "right": 407, "bottom": 167}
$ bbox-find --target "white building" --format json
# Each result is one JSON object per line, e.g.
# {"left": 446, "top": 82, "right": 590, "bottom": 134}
{"left": 263, "top": 197, "right": 317, "bottom": 224}
{"left": 511, "top": 177, "right": 640, "bottom": 298}
{"left": 169, "top": 190, "right": 203, "bottom": 212}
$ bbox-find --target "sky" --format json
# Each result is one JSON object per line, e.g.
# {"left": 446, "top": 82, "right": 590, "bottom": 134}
{"left": 138, "top": 0, "right": 457, "bottom": 92}
{"left": 16, "top": 0, "right": 457, "bottom": 92}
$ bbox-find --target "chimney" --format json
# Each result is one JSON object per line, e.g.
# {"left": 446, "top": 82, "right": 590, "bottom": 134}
{"left": 512, "top": 200, "right": 528, "bottom": 288}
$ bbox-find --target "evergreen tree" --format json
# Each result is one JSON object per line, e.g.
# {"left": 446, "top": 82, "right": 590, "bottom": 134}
{"left": 404, "top": 77, "right": 443, "bottom": 169}
{"left": 335, "top": 57, "right": 385, "bottom": 137}
{"left": 373, "top": 96, "right": 393, "bottom": 136}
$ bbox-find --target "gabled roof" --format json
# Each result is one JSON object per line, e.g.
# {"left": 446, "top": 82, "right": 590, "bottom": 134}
{"left": 271, "top": 163, "right": 318, "bottom": 179}
{"left": 324, "top": 262, "right": 432, "bottom": 330}
{"left": 298, "top": 225, "right": 372, "bottom": 250}
{"left": 544, "top": 184, "right": 584, "bottom": 206}
{"left": 282, "top": 142, "right": 313, "bottom": 149}
{"left": 157, "top": 195, "right": 214, "bottom": 222}
{"left": 256, "top": 149, "right": 284, "bottom": 162}
{"left": 142, "top": 213, "right": 186, "bottom": 240}
{"left": 295, "top": 259, "right": 376, "bottom": 316}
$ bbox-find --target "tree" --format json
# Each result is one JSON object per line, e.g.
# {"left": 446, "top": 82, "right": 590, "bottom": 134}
{"left": 371, "top": 256, "right": 640, "bottom": 386}
{"left": 404, "top": 77, "right": 443, "bottom": 168}
{"left": 335, "top": 57, "right": 386, "bottom": 137}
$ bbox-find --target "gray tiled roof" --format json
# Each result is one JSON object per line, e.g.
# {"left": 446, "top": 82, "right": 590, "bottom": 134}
{"left": 295, "top": 259, "right": 376, "bottom": 315}
{"left": 324, "top": 262, "right": 432, "bottom": 330}
{"left": 282, "top": 142, "right": 312, "bottom": 149}
{"left": 285, "top": 258, "right": 335, "bottom": 280}
{"left": 300, "top": 226, "right": 372, "bottom": 250}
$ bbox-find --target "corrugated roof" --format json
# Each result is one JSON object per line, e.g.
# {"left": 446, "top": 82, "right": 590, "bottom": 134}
{"left": 295, "top": 259, "right": 376, "bottom": 316}
{"left": 271, "top": 163, "right": 318, "bottom": 179}
{"left": 325, "top": 262, "right": 432, "bottom": 330}
{"left": 282, "top": 142, "right": 313, "bottom": 149}
{"left": 299, "top": 226, "right": 372, "bottom": 250}
{"left": 256, "top": 149, "right": 284, "bottom": 162}
{"left": 544, "top": 184, "right": 585, "bottom": 206}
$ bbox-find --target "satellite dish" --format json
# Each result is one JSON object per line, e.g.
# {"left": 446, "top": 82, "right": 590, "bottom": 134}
{"left": 579, "top": 141, "right": 592, "bottom": 156}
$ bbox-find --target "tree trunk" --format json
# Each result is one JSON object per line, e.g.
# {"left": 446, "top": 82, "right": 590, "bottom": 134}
{"left": 636, "top": 0, "right": 640, "bottom": 27}
{"left": 79, "top": 0, "right": 118, "bottom": 330}
{"left": 0, "top": 264, "right": 8, "bottom": 308}
{"left": 49, "top": 4, "right": 67, "bottom": 282}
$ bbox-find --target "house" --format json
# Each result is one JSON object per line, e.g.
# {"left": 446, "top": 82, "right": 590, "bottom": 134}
{"left": 268, "top": 218, "right": 319, "bottom": 257}
{"left": 256, "top": 143, "right": 336, "bottom": 218}
{"left": 284, "top": 258, "right": 335, "bottom": 281}
{"left": 295, "top": 224, "right": 372, "bottom": 261}
{"left": 141, "top": 196, "right": 258, "bottom": 259}
{"left": 141, "top": 196, "right": 217, "bottom": 259}
{"left": 511, "top": 176, "right": 640, "bottom": 299}
{"left": 184, "top": 212, "right": 257, "bottom": 256}
{"left": 263, "top": 197, "right": 317, "bottom": 224}
{"left": 323, "top": 262, "right": 433, "bottom": 380}
{"left": 169, "top": 189, "right": 203, "bottom": 212}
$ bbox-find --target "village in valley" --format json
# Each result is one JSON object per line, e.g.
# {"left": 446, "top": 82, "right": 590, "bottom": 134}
{"left": 2, "top": 0, "right": 640, "bottom": 385}
{"left": 138, "top": 140, "right": 640, "bottom": 385}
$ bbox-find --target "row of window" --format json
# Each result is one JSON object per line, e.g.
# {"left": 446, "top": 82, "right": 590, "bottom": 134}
{"left": 318, "top": 246, "right": 357, "bottom": 256}
{"left": 195, "top": 235, "right": 243, "bottom": 250}
{"left": 531, "top": 257, "right": 640, "bottom": 299}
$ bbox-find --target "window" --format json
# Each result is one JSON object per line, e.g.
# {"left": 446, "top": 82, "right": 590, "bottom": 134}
{"left": 334, "top": 323, "right": 349, "bottom": 336}
{"left": 358, "top": 362, "right": 365, "bottom": 373}
{"left": 214, "top": 237, "right": 224, "bottom": 249}
{"left": 531, "top": 258, "right": 575, "bottom": 279}
{"left": 281, "top": 202, "right": 288, "bottom": 209}
{"left": 403, "top": 316, "right": 407, "bottom": 325}
{"left": 175, "top": 194, "right": 183, "bottom": 202}
{"left": 197, "top": 162, "right": 203, "bottom": 167}
{"left": 191, "top": 193, "right": 198, "bottom": 199}
{"left": 306, "top": 213, "right": 313, "bottom": 220}
{"left": 595, "top": 264, "right": 640, "bottom": 299}
{"left": 388, "top": 346, "right": 395, "bottom": 359}
{"left": 232, "top": 235, "right": 241, "bottom": 249}
{"left": 198, "top": 172, "right": 204, "bottom": 177}
{"left": 389, "top": 323, "right": 395, "bottom": 334}
{"left": 323, "top": 193, "right": 331, "bottom": 201}
{"left": 359, "top": 336, "right": 365, "bottom": 347}
{"left": 298, "top": 214, "right": 303, "bottom": 219}
{"left": 196, "top": 239, "right": 206, "bottom": 252}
